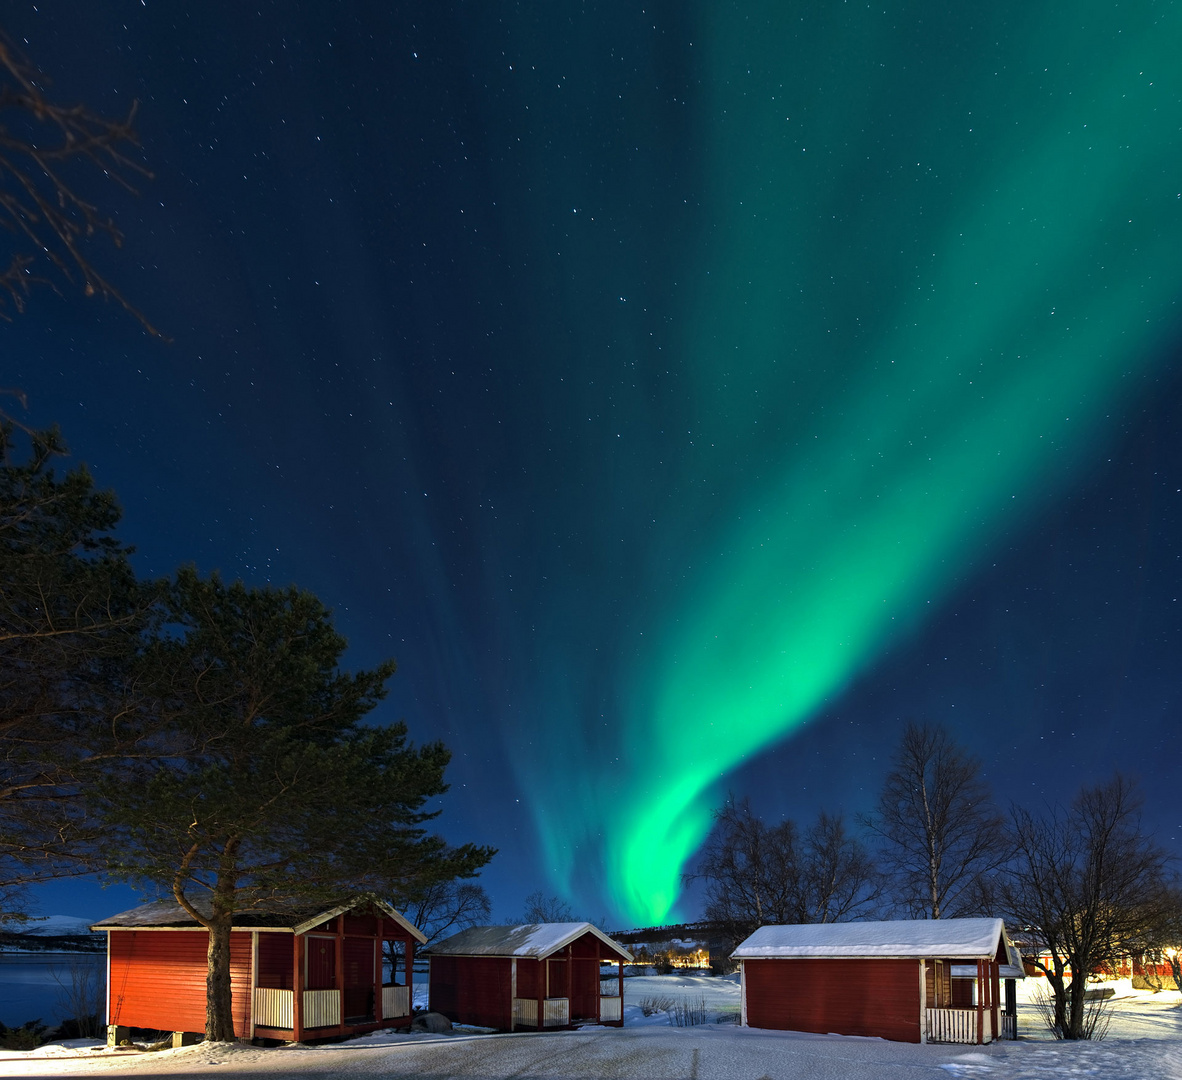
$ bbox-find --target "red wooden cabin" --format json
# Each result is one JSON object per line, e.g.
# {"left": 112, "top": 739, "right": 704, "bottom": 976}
{"left": 733, "top": 918, "right": 1024, "bottom": 1044}
{"left": 92, "top": 895, "right": 426, "bottom": 1043}
{"left": 427, "top": 922, "right": 633, "bottom": 1031}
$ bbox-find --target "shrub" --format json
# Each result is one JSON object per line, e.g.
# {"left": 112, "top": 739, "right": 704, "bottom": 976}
{"left": 0, "top": 1019, "right": 49, "bottom": 1051}
{"left": 55, "top": 1015, "right": 103, "bottom": 1040}
{"left": 637, "top": 995, "right": 676, "bottom": 1017}
{"left": 1030, "top": 984, "right": 1114, "bottom": 1040}
{"left": 669, "top": 996, "right": 708, "bottom": 1027}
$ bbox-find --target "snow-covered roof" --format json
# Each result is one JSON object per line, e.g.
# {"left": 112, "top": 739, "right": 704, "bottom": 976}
{"left": 732, "top": 918, "right": 1010, "bottom": 961}
{"left": 427, "top": 922, "right": 633, "bottom": 962}
{"left": 952, "top": 930, "right": 1027, "bottom": 979}
{"left": 91, "top": 893, "right": 426, "bottom": 942}
{"left": 951, "top": 962, "right": 1026, "bottom": 980}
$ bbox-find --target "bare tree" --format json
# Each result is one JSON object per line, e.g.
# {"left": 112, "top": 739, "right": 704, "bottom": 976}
{"left": 863, "top": 722, "right": 1007, "bottom": 918}
{"left": 382, "top": 879, "right": 490, "bottom": 983}
{"left": 688, "top": 797, "right": 879, "bottom": 949}
{"left": 689, "top": 797, "right": 798, "bottom": 946}
{"left": 799, "top": 811, "right": 882, "bottom": 925}
{"left": 999, "top": 775, "right": 1172, "bottom": 1039}
{"left": 1157, "top": 885, "right": 1182, "bottom": 993}
{"left": 521, "top": 890, "right": 575, "bottom": 923}
{"left": 397, "top": 879, "right": 491, "bottom": 946}
{"left": 0, "top": 33, "right": 160, "bottom": 335}
{"left": 50, "top": 955, "right": 105, "bottom": 1038}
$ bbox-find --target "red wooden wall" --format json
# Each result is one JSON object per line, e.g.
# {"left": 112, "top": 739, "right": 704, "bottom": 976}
{"left": 951, "top": 977, "right": 974, "bottom": 1007}
{"left": 515, "top": 956, "right": 541, "bottom": 999}
{"left": 429, "top": 931, "right": 620, "bottom": 1030}
{"left": 429, "top": 955, "right": 513, "bottom": 1030}
{"left": 744, "top": 958, "right": 921, "bottom": 1043}
{"left": 108, "top": 930, "right": 252, "bottom": 1037}
{"left": 256, "top": 932, "right": 292, "bottom": 990}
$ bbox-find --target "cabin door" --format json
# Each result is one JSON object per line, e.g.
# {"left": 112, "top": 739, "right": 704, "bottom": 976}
{"left": 306, "top": 935, "right": 336, "bottom": 990}
{"left": 569, "top": 958, "right": 599, "bottom": 1020}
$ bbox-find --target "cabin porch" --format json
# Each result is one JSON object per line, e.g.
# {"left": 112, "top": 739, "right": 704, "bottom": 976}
{"left": 250, "top": 910, "right": 419, "bottom": 1042}
{"left": 924, "top": 958, "right": 1015, "bottom": 1043}
{"left": 509, "top": 954, "right": 626, "bottom": 1030}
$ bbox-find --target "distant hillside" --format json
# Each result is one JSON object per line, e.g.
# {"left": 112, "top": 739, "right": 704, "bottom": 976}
{"left": 0, "top": 914, "right": 103, "bottom": 953}
{"left": 612, "top": 921, "right": 719, "bottom": 945}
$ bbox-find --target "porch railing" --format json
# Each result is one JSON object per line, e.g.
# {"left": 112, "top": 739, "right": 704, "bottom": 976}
{"left": 382, "top": 984, "right": 410, "bottom": 1019}
{"left": 927, "top": 1007, "right": 992, "bottom": 1044}
{"left": 252, "top": 988, "right": 343, "bottom": 1030}
{"left": 513, "top": 997, "right": 569, "bottom": 1028}
{"left": 303, "top": 989, "right": 341, "bottom": 1029}
{"left": 600, "top": 995, "right": 622, "bottom": 1022}
{"left": 1001, "top": 1012, "right": 1016, "bottom": 1040}
{"left": 253, "top": 987, "right": 293, "bottom": 1029}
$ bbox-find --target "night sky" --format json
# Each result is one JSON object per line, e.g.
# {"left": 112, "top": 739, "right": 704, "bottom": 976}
{"left": 6, "top": 2, "right": 1181, "bottom": 928}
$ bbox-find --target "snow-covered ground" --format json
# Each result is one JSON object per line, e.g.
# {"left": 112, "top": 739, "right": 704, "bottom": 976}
{"left": 623, "top": 972, "right": 742, "bottom": 1024}
{"left": 3, "top": 973, "right": 1181, "bottom": 1079}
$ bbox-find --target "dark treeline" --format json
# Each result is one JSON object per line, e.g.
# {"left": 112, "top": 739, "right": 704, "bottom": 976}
{"left": 687, "top": 720, "right": 1180, "bottom": 1041}
{"left": 0, "top": 424, "right": 494, "bottom": 1040}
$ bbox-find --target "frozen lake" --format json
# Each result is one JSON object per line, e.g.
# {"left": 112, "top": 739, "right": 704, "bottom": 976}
{"left": 0, "top": 953, "right": 105, "bottom": 1028}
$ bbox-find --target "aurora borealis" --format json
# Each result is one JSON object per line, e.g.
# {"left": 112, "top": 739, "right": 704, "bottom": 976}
{"left": 496, "top": 1, "right": 1182, "bottom": 923}
{"left": 7, "top": 2, "right": 1182, "bottom": 926}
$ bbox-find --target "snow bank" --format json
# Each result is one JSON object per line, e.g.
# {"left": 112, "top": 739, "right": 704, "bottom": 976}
{"left": 2, "top": 973, "right": 1180, "bottom": 1079}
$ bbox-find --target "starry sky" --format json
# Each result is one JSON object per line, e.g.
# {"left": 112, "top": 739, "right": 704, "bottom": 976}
{"left": 6, "top": 1, "right": 1181, "bottom": 928}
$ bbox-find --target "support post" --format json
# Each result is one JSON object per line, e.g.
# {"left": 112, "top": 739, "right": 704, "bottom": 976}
{"left": 407, "top": 939, "right": 415, "bottom": 1014}
{"left": 335, "top": 917, "right": 345, "bottom": 1034}
{"left": 918, "top": 960, "right": 926, "bottom": 1044}
{"left": 511, "top": 957, "right": 518, "bottom": 1031}
{"left": 990, "top": 960, "right": 1000, "bottom": 1041}
{"left": 293, "top": 934, "right": 304, "bottom": 1042}
{"left": 565, "top": 945, "right": 573, "bottom": 1027}
{"left": 374, "top": 937, "right": 383, "bottom": 1024}
{"left": 250, "top": 931, "right": 259, "bottom": 1041}
{"left": 105, "top": 933, "right": 112, "bottom": 1029}
{"left": 976, "top": 959, "right": 985, "bottom": 1044}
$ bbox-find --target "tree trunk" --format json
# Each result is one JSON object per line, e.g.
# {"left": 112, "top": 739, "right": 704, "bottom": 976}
{"left": 1046, "top": 970, "right": 1068, "bottom": 1038}
{"left": 1064, "top": 977, "right": 1088, "bottom": 1040}
{"left": 205, "top": 913, "right": 236, "bottom": 1041}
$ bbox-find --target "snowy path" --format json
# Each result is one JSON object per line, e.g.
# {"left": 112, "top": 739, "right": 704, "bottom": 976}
{"left": 5, "top": 1023, "right": 1182, "bottom": 1080}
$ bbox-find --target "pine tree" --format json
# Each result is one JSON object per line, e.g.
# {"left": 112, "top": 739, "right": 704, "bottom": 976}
{"left": 96, "top": 568, "right": 493, "bottom": 1041}
{"left": 0, "top": 424, "right": 146, "bottom": 916}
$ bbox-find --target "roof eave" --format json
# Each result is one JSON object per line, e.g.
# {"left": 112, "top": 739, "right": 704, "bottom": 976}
{"left": 535, "top": 923, "right": 633, "bottom": 963}
{"left": 732, "top": 950, "right": 1002, "bottom": 961}
{"left": 290, "top": 894, "right": 428, "bottom": 943}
